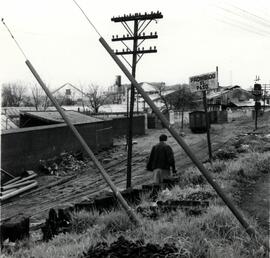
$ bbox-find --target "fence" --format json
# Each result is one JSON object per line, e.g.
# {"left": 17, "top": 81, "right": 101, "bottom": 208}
{"left": 1, "top": 121, "right": 113, "bottom": 177}
{"left": 227, "top": 108, "right": 253, "bottom": 122}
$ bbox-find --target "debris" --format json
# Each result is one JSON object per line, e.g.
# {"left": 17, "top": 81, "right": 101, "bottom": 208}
{"left": 82, "top": 236, "right": 179, "bottom": 258}
{"left": 0, "top": 181, "right": 38, "bottom": 202}
{"left": 39, "top": 151, "right": 88, "bottom": 176}
{"left": 0, "top": 171, "right": 38, "bottom": 201}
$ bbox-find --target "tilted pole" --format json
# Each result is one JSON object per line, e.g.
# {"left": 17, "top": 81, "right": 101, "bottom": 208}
{"left": 25, "top": 60, "right": 140, "bottom": 225}
{"left": 99, "top": 36, "right": 256, "bottom": 237}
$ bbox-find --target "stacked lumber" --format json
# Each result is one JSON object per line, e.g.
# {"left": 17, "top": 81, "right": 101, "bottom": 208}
{"left": 0, "top": 171, "right": 38, "bottom": 201}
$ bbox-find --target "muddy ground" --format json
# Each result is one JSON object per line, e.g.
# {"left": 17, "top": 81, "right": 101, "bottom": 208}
{"left": 1, "top": 112, "right": 269, "bottom": 234}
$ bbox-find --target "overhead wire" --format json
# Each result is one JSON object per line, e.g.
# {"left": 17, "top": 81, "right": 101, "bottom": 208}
{"left": 216, "top": 18, "right": 268, "bottom": 37}
{"left": 1, "top": 18, "right": 28, "bottom": 59}
{"left": 213, "top": 4, "right": 270, "bottom": 37}
{"left": 71, "top": 0, "right": 102, "bottom": 37}
{"left": 228, "top": 3, "right": 270, "bottom": 27}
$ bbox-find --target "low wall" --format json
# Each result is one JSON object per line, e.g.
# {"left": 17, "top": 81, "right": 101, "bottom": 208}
{"left": 227, "top": 109, "right": 252, "bottom": 122}
{"left": 111, "top": 115, "right": 145, "bottom": 137}
{"left": 82, "top": 112, "right": 146, "bottom": 137}
{"left": 209, "top": 111, "right": 228, "bottom": 124}
{"left": 1, "top": 121, "right": 113, "bottom": 177}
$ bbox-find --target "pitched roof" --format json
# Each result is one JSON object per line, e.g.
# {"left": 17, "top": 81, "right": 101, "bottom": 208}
{"left": 1, "top": 114, "right": 18, "bottom": 131}
{"left": 21, "top": 110, "right": 103, "bottom": 124}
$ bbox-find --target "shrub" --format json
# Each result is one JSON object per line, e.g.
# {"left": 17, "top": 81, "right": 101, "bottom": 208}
{"left": 101, "top": 211, "right": 134, "bottom": 234}
{"left": 213, "top": 147, "right": 238, "bottom": 160}
{"left": 71, "top": 210, "right": 99, "bottom": 234}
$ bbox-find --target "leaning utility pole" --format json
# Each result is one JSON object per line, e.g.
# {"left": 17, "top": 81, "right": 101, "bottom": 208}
{"left": 111, "top": 11, "right": 163, "bottom": 188}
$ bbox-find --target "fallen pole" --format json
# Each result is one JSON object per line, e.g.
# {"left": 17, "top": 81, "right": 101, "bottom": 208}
{"left": 99, "top": 37, "right": 256, "bottom": 237}
{"left": 1, "top": 180, "right": 36, "bottom": 191}
{"left": 7, "top": 172, "right": 37, "bottom": 186}
{"left": 25, "top": 60, "right": 140, "bottom": 226}
{"left": 1, "top": 168, "right": 15, "bottom": 179}
{"left": 3, "top": 176, "right": 21, "bottom": 186}
{"left": 0, "top": 181, "right": 38, "bottom": 202}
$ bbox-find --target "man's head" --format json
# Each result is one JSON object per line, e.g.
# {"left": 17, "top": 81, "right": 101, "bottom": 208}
{"left": 159, "top": 134, "right": 167, "bottom": 142}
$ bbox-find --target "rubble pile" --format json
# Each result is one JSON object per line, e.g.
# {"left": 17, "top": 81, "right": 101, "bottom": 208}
{"left": 82, "top": 236, "right": 180, "bottom": 258}
{"left": 39, "top": 152, "right": 88, "bottom": 176}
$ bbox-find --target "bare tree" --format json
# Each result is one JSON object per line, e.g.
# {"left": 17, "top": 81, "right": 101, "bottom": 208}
{"left": 155, "top": 84, "right": 174, "bottom": 112}
{"left": 167, "top": 85, "right": 198, "bottom": 129}
{"left": 31, "top": 84, "right": 43, "bottom": 110}
{"left": 31, "top": 84, "right": 51, "bottom": 110}
{"left": 1, "top": 82, "right": 27, "bottom": 107}
{"left": 86, "top": 84, "right": 109, "bottom": 113}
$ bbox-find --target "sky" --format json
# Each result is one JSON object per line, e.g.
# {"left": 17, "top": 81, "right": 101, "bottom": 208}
{"left": 0, "top": 0, "right": 270, "bottom": 92}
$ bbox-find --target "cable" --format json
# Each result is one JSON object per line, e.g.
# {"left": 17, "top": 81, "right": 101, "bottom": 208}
{"left": 216, "top": 5, "right": 270, "bottom": 31}
{"left": 72, "top": 0, "right": 102, "bottom": 37}
{"left": 1, "top": 18, "right": 28, "bottom": 59}
{"left": 216, "top": 18, "right": 267, "bottom": 37}
{"left": 229, "top": 3, "right": 270, "bottom": 26}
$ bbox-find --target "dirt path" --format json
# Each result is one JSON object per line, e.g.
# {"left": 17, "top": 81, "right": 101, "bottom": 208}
{"left": 1, "top": 116, "right": 266, "bottom": 225}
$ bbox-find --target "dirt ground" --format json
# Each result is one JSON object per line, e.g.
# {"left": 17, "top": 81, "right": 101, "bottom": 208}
{"left": 1, "top": 112, "right": 269, "bottom": 231}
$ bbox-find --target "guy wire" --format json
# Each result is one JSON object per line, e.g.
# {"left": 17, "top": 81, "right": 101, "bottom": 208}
{"left": 72, "top": 0, "right": 102, "bottom": 37}
{"left": 1, "top": 18, "right": 28, "bottom": 60}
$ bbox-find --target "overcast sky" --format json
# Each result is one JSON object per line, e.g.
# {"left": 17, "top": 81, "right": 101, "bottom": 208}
{"left": 1, "top": 0, "right": 270, "bottom": 91}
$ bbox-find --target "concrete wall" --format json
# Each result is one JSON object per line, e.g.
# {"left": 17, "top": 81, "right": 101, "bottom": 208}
{"left": 1, "top": 121, "right": 113, "bottom": 177}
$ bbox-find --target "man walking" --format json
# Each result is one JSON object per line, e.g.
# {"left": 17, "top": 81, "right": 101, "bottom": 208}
{"left": 146, "top": 134, "right": 176, "bottom": 184}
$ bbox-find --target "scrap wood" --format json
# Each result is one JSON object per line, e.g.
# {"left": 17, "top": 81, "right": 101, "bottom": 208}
{"left": 3, "top": 176, "right": 21, "bottom": 186}
{"left": 0, "top": 189, "right": 15, "bottom": 196}
{"left": 7, "top": 172, "right": 37, "bottom": 186}
{"left": 18, "top": 174, "right": 77, "bottom": 198}
{"left": 1, "top": 180, "right": 36, "bottom": 191}
{"left": 0, "top": 181, "right": 38, "bottom": 202}
{"left": 1, "top": 168, "right": 15, "bottom": 179}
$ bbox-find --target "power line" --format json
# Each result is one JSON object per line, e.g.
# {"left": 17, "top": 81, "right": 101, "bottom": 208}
{"left": 216, "top": 18, "right": 268, "bottom": 37}
{"left": 1, "top": 18, "right": 28, "bottom": 59}
{"left": 215, "top": 4, "right": 270, "bottom": 33}
{"left": 229, "top": 3, "right": 270, "bottom": 27}
{"left": 72, "top": 0, "right": 102, "bottom": 38}
{"left": 217, "top": 15, "right": 270, "bottom": 36}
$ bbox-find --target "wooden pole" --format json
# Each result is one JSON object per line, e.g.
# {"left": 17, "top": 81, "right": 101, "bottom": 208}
{"left": 203, "top": 91, "right": 212, "bottom": 161}
{"left": 0, "top": 181, "right": 38, "bottom": 201}
{"left": 1, "top": 180, "right": 36, "bottom": 191}
{"left": 127, "top": 19, "right": 138, "bottom": 189}
{"left": 1, "top": 168, "right": 15, "bottom": 179}
{"left": 255, "top": 102, "right": 258, "bottom": 130}
{"left": 100, "top": 36, "right": 256, "bottom": 237}
{"left": 25, "top": 60, "right": 140, "bottom": 226}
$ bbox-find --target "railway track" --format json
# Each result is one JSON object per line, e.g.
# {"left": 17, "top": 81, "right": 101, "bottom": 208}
{"left": 1, "top": 126, "right": 236, "bottom": 223}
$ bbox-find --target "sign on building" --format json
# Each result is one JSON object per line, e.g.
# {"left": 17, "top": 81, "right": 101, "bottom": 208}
{"left": 189, "top": 72, "right": 218, "bottom": 92}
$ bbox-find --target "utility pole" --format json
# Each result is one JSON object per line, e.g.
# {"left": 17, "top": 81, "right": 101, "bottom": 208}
{"left": 261, "top": 83, "right": 270, "bottom": 112}
{"left": 203, "top": 89, "right": 212, "bottom": 161}
{"left": 111, "top": 11, "right": 163, "bottom": 189}
{"left": 253, "top": 76, "right": 262, "bottom": 131}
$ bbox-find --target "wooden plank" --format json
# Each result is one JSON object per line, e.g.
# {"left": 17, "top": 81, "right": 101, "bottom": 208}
{"left": 3, "top": 177, "right": 21, "bottom": 186}
{"left": 0, "top": 189, "right": 16, "bottom": 196}
{"left": 1, "top": 168, "right": 15, "bottom": 179}
{"left": 0, "top": 182, "right": 38, "bottom": 202}
{"left": 1, "top": 180, "right": 36, "bottom": 191}
{"left": 7, "top": 173, "right": 37, "bottom": 186}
